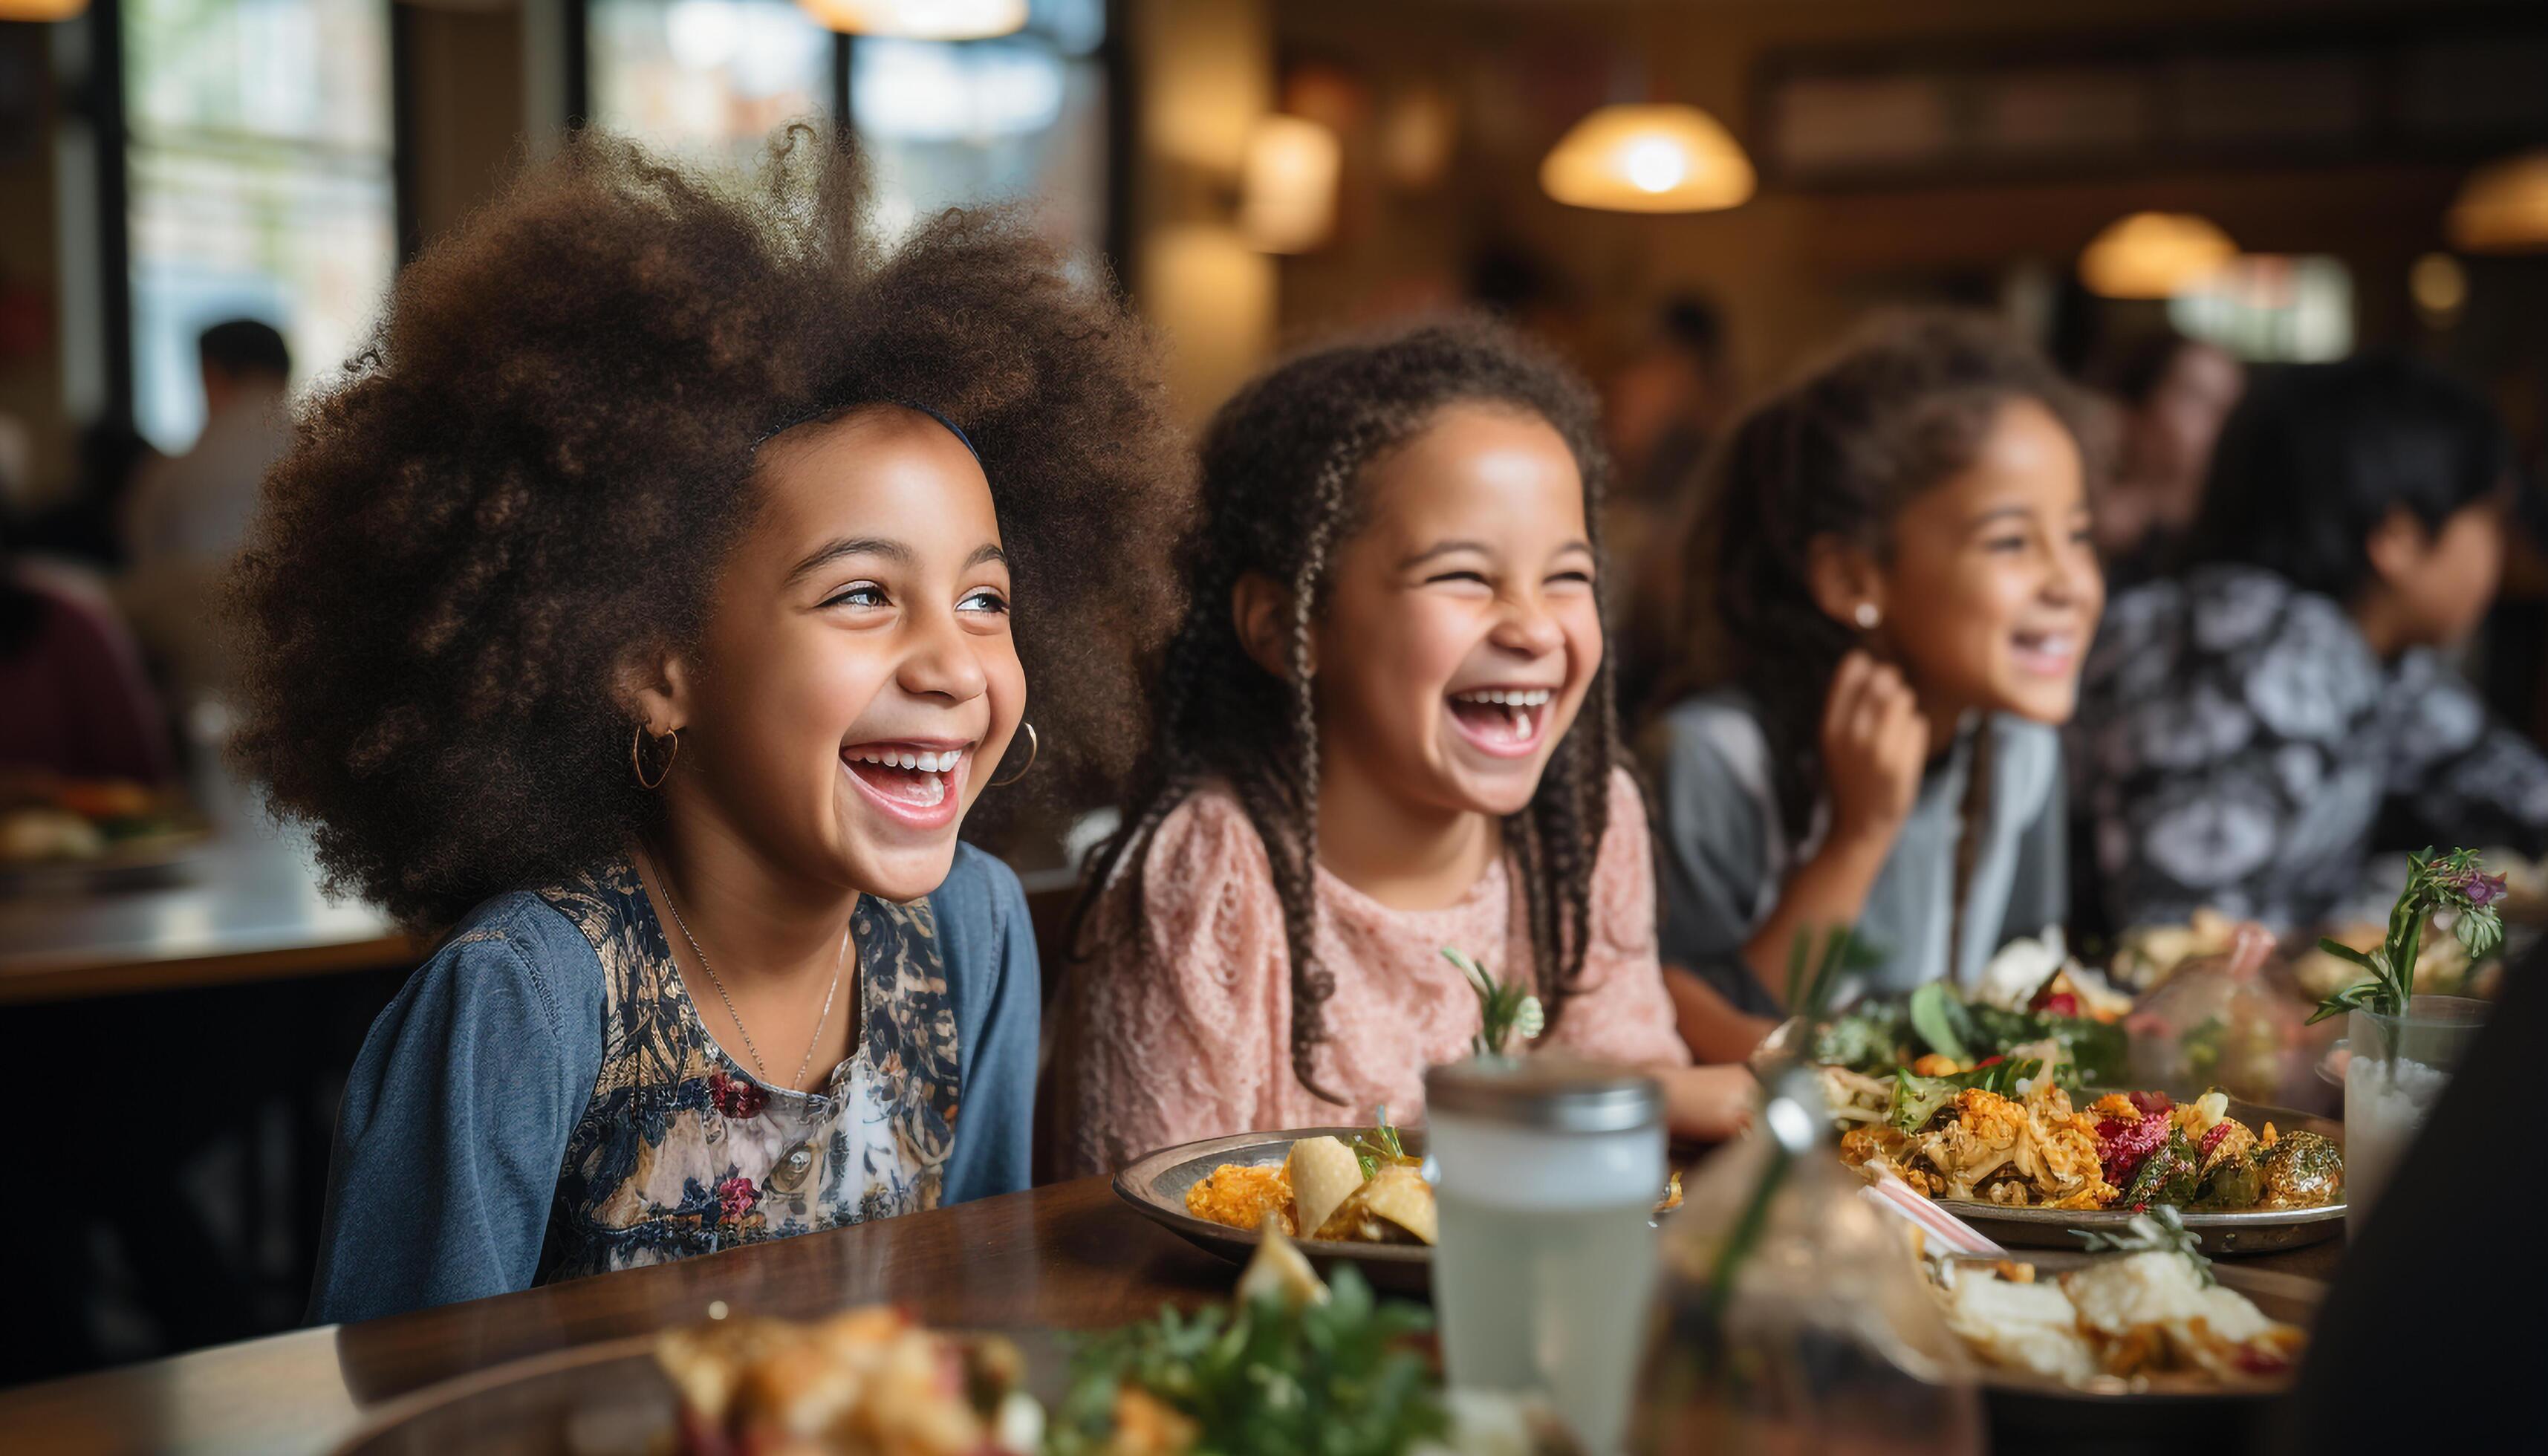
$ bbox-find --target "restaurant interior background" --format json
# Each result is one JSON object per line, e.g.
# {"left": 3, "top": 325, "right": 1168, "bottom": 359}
{"left": 2, "top": 0, "right": 2546, "bottom": 1388}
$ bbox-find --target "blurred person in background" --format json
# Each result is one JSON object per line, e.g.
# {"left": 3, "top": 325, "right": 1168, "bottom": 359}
{"left": 2087, "top": 331, "right": 2244, "bottom": 591}
{"left": 119, "top": 318, "right": 293, "bottom": 702}
{"left": 1608, "top": 296, "right": 1735, "bottom": 718}
{"left": 11, "top": 420, "right": 163, "bottom": 570}
{"left": 2076, "top": 354, "right": 2548, "bottom": 937}
{"left": 0, "top": 513, "right": 174, "bottom": 784}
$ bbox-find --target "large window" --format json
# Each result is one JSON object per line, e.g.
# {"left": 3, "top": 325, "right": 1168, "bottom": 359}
{"left": 122, "top": 0, "right": 397, "bottom": 452}
{"left": 586, "top": 0, "right": 1111, "bottom": 259}
{"left": 586, "top": 0, "right": 834, "bottom": 172}
{"left": 851, "top": 0, "right": 1108, "bottom": 256}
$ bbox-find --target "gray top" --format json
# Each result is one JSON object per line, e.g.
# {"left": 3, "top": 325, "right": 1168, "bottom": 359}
{"left": 1642, "top": 686, "right": 2067, "bottom": 1015}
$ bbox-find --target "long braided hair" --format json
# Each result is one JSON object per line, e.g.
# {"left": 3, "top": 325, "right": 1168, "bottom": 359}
{"left": 1067, "top": 317, "right": 1621, "bottom": 1102}
{"left": 1670, "top": 310, "right": 2102, "bottom": 971}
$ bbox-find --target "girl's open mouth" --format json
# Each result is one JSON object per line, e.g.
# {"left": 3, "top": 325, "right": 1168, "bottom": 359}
{"left": 840, "top": 742, "right": 969, "bottom": 829}
{"left": 2010, "top": 628, "right": 2081, "bottom": 678}
{"left": 1446, "top": 686, "right": 1553, "bottom": 759}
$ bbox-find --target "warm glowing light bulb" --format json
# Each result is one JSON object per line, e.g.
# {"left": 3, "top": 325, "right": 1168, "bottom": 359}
{"left": 1240, "top": 115, "right": 1342, "bottom": 254}
{"left": 2078, "top": 212, "right": 2237, "bottom": 299}
{"left": 2448, "top": 149, "right": 2548, "bottom": 254}
{"left": 795, "top": 0, "right": 1025, "bottom": 39}
{"left": 1540, "top": 104, "right": 1753, "bottom": 214}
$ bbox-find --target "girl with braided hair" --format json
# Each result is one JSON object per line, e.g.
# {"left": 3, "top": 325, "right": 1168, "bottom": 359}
{"left": 1052, "top": 317, "right": 1753, "bottom": 1177}
{"left": 1645, "top": 311, "right": 2104, "bottom": 1061}
{"left": 241, "top": 128, "right": 1186, "bottom": 1322}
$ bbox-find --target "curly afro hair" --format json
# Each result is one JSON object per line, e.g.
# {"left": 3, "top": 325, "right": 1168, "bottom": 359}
{"left": 233, "top": 126, "right": 1188, "bottom": 931}
{"left": 1067, "top": 316, "right": 1621, "bottom": 1102}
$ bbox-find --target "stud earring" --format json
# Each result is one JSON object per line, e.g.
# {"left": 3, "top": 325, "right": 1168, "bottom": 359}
{"left": 1853, "top": 602, "right": 1881, "bottom": 631}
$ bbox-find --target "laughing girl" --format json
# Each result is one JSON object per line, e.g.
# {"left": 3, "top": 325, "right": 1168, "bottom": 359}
{"left": 238, "top": 130, "right": 1183, "bottom": 1322}
{"left": 1644, "top": 312, "right": 2105, "bottom": 1059}
{"left": 1052, "top": 319, "right": 1751, "bottom": 1177}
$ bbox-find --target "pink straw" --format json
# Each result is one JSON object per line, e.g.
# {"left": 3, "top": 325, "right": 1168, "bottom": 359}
{"left": 1856, "top": 1168, "right": 2006, "bottom": 1256}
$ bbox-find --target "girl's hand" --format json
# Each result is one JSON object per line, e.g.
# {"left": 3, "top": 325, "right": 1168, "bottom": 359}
{"left": 1660, "top": 1063, "right": 1757, "bottom": 1143}
{"left": 1821, "top": 650, "right": 1928, "bottom": 846}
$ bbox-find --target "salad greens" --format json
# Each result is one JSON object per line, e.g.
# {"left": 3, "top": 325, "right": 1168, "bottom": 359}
{"left": 1047, "top": 1263, "right": 1446, "bottom": 1456}
{"left": 2071, "top": 1205, "right": 2214, "bottom": 1287}
{"left": 1811, "top": 981, "right": 2127, "bottom": 1088}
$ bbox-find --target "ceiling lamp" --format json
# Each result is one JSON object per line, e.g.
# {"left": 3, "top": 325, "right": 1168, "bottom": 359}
{"left": 2079, "top": 212, "right": 2237, "bottom": 299}
{"left": 1539, "top": 103, "right": 1753, "bottom": 214}
{"left": 2448, "top": 149, "right": 2548, "bottom": 253}
{"left": 0, "top": 0, "right": 88, "bottom": 18}
{"left": 796, "top": 0, "right": 1025, "bottom": 40}
{"left": 1239, "top": 115, "right": 1342, "bottom": 254}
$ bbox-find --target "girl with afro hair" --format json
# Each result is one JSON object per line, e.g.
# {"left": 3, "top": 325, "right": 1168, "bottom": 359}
{"left": 242, "top": 128, "right": 1186, "bottom": 1322}
{"left": 1050, "top": 317, "right": 1755, "bottom": 1179}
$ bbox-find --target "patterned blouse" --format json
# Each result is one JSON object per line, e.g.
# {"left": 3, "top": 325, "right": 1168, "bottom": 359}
{"left": 531, "top": 859, "right": 958, "bottom": 1280}
{"left": 2076, "top": 563, "right": 2548, "bottom": 933}
{"left": 309, "top": 843, "right": 1038, "bottom": 1325}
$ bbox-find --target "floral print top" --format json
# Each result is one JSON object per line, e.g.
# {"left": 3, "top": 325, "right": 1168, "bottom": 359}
{"left": 2076, "top": 564, "right": 2548, "bottom": 933}
{"left": 530, "top": 857, "right": 962, "bottom": 1280}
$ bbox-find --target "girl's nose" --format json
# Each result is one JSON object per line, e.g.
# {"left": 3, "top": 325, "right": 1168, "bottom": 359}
{"left": 898, "top": 610, "right": 989, "bottom": 701}
{"left": 1492, "top": 594, "right": 1567, "bottom": 657}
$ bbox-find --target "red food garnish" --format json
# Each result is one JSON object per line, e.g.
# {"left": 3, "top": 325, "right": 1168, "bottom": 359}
{"left": 2127, "top": 1091, "right": 2174, "bottom": 1117}
{"left": 2235, "top": 1346, "right": 2291, "bottom": 1375}
{"left": 1975, "top": 1055, "right": 2004, "bottom": 1069}
{"left": 2036, "top": 992, "right": 2079, "bottom": 1018}
{"left": 2096, "top": 1111, "right": 2171, "bottom": 1184}
{"left": 2198, "top": 1121, "right": 2234, "bottom": 1160}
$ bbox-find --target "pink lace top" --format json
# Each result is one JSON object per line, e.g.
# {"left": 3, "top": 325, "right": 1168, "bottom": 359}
{"left": 1053, "top": 767, "right": 1689, "bottom": 1177}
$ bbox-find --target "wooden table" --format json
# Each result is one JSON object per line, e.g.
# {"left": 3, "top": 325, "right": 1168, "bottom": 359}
{"left": 0, "top": 796, "right": 412, "bottom": 1007}
{"left": 0, "top": 1174, "right": 2347, "bottom": 1455}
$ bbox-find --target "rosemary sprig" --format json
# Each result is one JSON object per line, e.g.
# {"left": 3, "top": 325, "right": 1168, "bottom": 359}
{"left": 2071, "top": 1205, "right": 2214, "bottom": 1287}
{"left": 2310, "top": 846, "right": 2505, "bottom": 1029}
{"left": 1443, "top": 946, "right": 1544, "bottom": 1059}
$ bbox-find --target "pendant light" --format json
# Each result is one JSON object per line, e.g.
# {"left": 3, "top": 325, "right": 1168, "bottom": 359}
{"left": 2448, "top": 149, "right": 2548, "bottom": 253}
{"left": 0, "top": 0, "right": 88, "bottom": 19}
{"left": 2079, "top": 212, "right": 2237, "bottom": 299}
{"left": 796, "top": 0, "right": 1026, "bottom": 41}
{"left": 1539, "top": 103, "right": 1753, "bottom": 214}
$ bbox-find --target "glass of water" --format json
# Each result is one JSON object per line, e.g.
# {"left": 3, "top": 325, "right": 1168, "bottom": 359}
{"left": 1425, "top": 1057, "right": 1665, "bottom": 1455}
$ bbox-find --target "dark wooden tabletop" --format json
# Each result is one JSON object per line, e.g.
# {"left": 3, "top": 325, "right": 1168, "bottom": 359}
{"left": 0, "top": 1173, "right": 2349, "bottom": 1455}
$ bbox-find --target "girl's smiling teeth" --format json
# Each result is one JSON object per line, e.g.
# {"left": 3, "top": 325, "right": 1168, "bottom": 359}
{"left": 2010, "top": 627, "right": 2081, "bottom": 675}
{"left": 840, "top": 743, "right": 969, "bottom": 813}
{"left": 1446, "top": 686, "right": 1555, "bottom": 754}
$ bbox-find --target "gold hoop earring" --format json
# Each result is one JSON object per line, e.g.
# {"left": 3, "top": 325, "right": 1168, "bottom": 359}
{"left": 988, "top": 721, "right": 1038, "bottom": 788}
{"left": 631, "top": 725, "right": 678, "bottom": 790}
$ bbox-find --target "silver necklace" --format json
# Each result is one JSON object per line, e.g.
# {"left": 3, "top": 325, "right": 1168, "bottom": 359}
{"left": 642, "top": 847, "right": 847, "bottom": 1092}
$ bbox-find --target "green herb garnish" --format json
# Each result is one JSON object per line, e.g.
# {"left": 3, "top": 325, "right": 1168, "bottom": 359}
{"left": 2311, "top": 846, "right": 2505, "bottom": 1028}
{"left": 1349, "top": 1108, "right": 1413, "bottom": 1181}
{"left": 2071, "top": 1205, "right": 2214, "bottom": 1287}
{"left": 1444, "top": 946, "right": 1542, "bottom": 1059}
{"left": 1885, "top": 1057, "right": 2043, "bottom": 1132}
{"left": 1047, "top": 1263, "right": 1446, "bottom": 1456}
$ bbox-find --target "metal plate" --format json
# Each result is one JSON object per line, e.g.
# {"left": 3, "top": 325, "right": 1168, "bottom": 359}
{"left": 1111, "top": 1126, "right": 1434, "bottom": 1295}
{"left": 1936, "top": 1097, "right": 2345, "bottom": 1255}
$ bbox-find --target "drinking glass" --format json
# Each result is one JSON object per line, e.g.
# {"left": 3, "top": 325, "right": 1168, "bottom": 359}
{"left": 2344, "top": 994, "right": 2489, "bottom": 1238}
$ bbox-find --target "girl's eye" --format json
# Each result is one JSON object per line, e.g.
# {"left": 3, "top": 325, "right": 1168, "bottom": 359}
{"left": 1425, "top": 571, "right": 1492, "bottom": 587}
{"left": 958, "top": 588, "right": 1010, "bottom": 615}
{"left": 1984, "top": 536, "right": 2029, "bottom": 554}
{"left": 825, "top": 583, "right": 889, "bottom": 609}
{"left": 1547, "top": 569, "right": 1595, "bottom": 587}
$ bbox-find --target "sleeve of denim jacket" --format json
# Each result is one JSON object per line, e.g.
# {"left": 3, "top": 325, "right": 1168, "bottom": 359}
{"left": 931, "top": 842, "right": 1040, "bottom": 1204}
{"left": 306, "top": 894, "right": 604, "bottom": 1326}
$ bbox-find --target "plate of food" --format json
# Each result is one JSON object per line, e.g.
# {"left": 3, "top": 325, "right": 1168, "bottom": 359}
{"left": 1113, "top": 1121, "right": 1441, "bottom": 1293}
{"left": 1923, "top": 1213, "right": 2322, "bottom": 1450}
{"left": 0, "top": 773, "right": 208, "bottom": 888}
{"left": 1832, "top": 1064, "right": 2344, "bottom": 1252}
{"left": 334, "top": 1235, "right": 1572, "bottom": 1455}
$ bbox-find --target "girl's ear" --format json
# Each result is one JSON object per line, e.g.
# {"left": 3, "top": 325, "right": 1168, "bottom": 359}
{"left": 1805, "top": 533, "right": 1887, "bottom": 628}
{"left": 616, "top": 645, "right": 694, "bottom": 736}
{"left": 1232, "top": 570, "right": 1313, "bottom": 679}
{"left": 2363, "top": 505, "right": 2432, "bottom": 585}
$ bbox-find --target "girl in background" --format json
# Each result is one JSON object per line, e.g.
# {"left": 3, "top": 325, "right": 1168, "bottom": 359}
{"left": 238, "top": 129, "right": 1185, "bottom": 1322}
{"left": 1053, "top": 318, "right": 1749, "bottom": 1179}
{"left": 2079, "top": 354, "right": 2547, "bottom": 935}
{"left": 1645, "top": 311, "right": 2106, "bottom": 1059}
